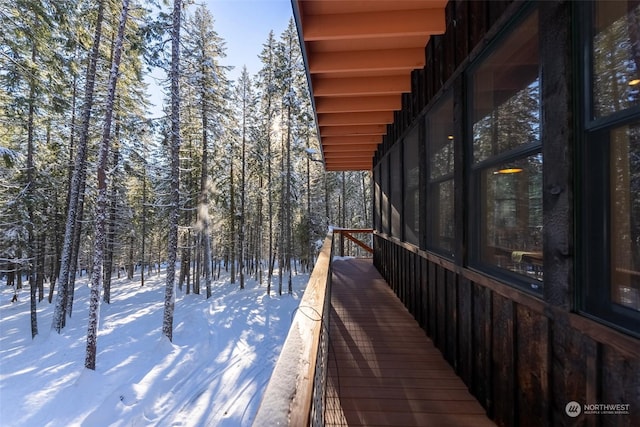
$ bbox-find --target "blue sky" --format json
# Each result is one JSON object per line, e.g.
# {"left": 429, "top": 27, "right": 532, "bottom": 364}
{"left": 146, "top": 0, "right": 293, "bottom": 117}
{"left": 206, "top": 0, "right": 293, "bottom": 79}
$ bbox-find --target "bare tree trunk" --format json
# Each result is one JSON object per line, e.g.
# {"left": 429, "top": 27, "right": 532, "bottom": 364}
{"left": 162, "top": 0, "right": 182, "bottom": 342}
{"left": 85, "top": 0, "right": 129, "bottom": 370}
{"left": 140, "top": 163, "right": 147, "bottom": 287}
{"left": 286, "top": 104, "right": 292, "bottom": 295}
{"left": 239, "top": 82, "right": 247, "bottom": 290}
{"left": 27, "top": 41, "right": 37, "bottom": 338}
{"left": 52, "top": 0, "right": 105, "bottom": 333}
{"left": 103, "top": 122, "right": 120, "bottom": 304}
{"left": 230, "top": 154, "right": 236, "bottom": 285}
{"left": 200, "top": 89, "right": 212, "bottom": 298}
{"left": 267, "top": 115, "right": 273, "bottom": 295}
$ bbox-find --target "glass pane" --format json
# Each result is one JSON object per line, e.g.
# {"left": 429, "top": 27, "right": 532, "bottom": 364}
{"left": 374, "top": 165, "right": 381, "bottom": 232}
{"left": 610, "top": 123, "right": 640, "bottom": 311}
{"left": 404, "top": 128, "right": 420, "bottom": 246}
{"left": 390, "top": 144, "right": 402, "bottom": 238}
{"left": 435, "top": 179, "right": 455, "bottom": 253}
{"left": 381, "top": 156, "right": 389, "bottom": 234}
{"left": 480, "top": 154, "right": 543, "bottom": 289}
{"left": 428, "top": 95, "right": 454, "bottom": 179}
{"left": 593, "top": 1, "right": 640, "bottom": 118}
{"left": 472, "top": 10, "right": 540, "bottom": 163}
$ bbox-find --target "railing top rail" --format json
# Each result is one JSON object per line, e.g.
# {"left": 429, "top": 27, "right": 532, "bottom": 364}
{"left": 332, "top": 227, "right": 374, "bottom": 234}
{"left": 252, "top": 232, "right": 334, "bottom": 426}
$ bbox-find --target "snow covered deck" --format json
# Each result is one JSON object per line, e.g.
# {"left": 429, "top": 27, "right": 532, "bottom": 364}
{"left": 325, "top": 258, "right": 495, "bottom": 427}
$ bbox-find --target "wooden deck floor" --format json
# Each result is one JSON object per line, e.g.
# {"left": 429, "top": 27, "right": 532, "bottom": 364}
{"left": 325, "top": 258, "right": 495, "bottom": 427}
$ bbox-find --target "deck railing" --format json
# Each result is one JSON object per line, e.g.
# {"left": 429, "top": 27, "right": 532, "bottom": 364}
{"left": 252, "top": 229, "right": 372, "bottom": 426}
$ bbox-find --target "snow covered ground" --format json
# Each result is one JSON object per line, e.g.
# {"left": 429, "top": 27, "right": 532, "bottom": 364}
{"left": 0, "top": 267, "right": 308, "bottom": 426}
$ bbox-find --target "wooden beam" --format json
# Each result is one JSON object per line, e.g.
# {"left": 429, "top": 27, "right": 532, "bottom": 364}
{"left": 322, "top": 135, "right": 381, "bottom": 145}
{"left": 313, "top": 75, "right": 411, "bottom": 96}
{"left": 318, "top": 111, "right": 394, "bottom": 126}
{"left": 309, "top": 48, "right": 425, "bottom": 74}
{"left": 323, "top": 144, "right": 379, "bottom": 153}
{"left": 315, "top": 95, "right": 401, "bottom": 113}
{"left": 336, "top": 230, "right": 374, "bottom": 254}
{"left": 323, "top": 149, "right": 374, "bottom": 157}
{"left": 326, "top": 163, "right": 372, "bottom": 171}
{"left": 304, "top": 9, "right": 445, "bottom": 41}
{"left": 320, "top": 124, "right": 387, "bottom": 136}
{"left": 302, "top": 0, "right": 448, "bottom": 15}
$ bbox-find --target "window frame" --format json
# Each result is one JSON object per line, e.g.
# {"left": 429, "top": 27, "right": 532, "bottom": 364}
{"left": 380, "top": 153, "right": 390, "bottom": 235}
{"left": 466, "top": 4, "right": 544, "bottom": 294}
{"left": 389, "top": 142, "right": 404, "bottom": 239}
{"left": 425, "top": 91, "right": 456, "bottom": 258}
{"left": 373, "top": 163, "right": 382, "bottom": 232}
{"left": 578, "top": 0, "right": 640, "bottom": 334}
{"left": 404, "top": 124, "right": 421, "bottom": 247}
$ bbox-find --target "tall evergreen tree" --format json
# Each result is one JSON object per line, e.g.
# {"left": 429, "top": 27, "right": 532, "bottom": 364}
{"left": 85, "top": 0, "right": 130, "bottom": 370}
{"left": 182, "top": 4, "right": 229, "bottom": 297}
{"left": 255, "top": 30, "right": 279, "bottom": 294}
{"left": 162, "top": 0, "right": 182, "bottom": 342}
{"left": 51, "top": 0, "right": 107, "bottom": 332}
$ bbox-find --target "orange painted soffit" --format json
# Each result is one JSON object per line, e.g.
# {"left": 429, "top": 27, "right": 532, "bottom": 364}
{"left": 292, "top": 0, "right": 447, "bottom": 171}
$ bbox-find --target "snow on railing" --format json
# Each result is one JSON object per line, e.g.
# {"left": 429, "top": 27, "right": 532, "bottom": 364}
{"left": 253, "top": 232, "right": 334, "bottom": 427}
{"left": 252, "top": 228, "right": 374, "bottom": 426}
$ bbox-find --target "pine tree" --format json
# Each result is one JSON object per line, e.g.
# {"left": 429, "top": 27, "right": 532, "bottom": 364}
{"left": 256, "top": 31, "right": 279, "bottom": 294}
{"left": 182, "top": 4, "right": 230, "bottom": 297}
{"left": 85, "top": 0, "right": 130, "bottom": 370}
{"left": 234, "top": 67, "right": 257, "bottom": 290}
{"left": 52, "top": 0, "right": 107, "bottom": 333}
{"left": 162, "top": 0, "right": 182, "bottom": 342}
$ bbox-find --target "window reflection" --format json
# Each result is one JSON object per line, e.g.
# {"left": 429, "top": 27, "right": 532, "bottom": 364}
{"left": 427, "top": 94, "right": 455, "bottom": 256}
{"left": 374, "top": 165, "right": 381, "bottom": 232}
{"left": 480, "top": 155, "right": 543, "bottom": 286}
{"left": 390, "top": 144, "right": 402, "bottom": 238}
{"left": 610, "top": 123, "right": 640, "bottom": 311}
{"left": 381, "top": 157, "right": 389, "bottom": 234}
{"left": 472, "top": 10, "right": 540, "bottom": 164}
{"left": 436, "top": 180, "right": 455, "bottom": 252}
{"left": 593, "top": 1, "right": 640, "bottom": 118}
{"left": 404, "top": 129, "right": 420, "bottom": 246}
{"left": 470, "top": 7, "right": 542, "bottom": 290}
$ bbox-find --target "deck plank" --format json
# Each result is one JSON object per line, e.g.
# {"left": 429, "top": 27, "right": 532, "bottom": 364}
{"left": 326, "top": 258, "right": 495, "bottom": 427}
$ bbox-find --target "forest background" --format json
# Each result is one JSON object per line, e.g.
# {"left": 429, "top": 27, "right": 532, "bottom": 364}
{"left": 0, "top": 0, "right": 371, "bottom": 369}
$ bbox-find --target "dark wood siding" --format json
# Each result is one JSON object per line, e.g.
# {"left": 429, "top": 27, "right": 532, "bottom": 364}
{"left": 373, "top": 235, "right": 640, "bottom": 426}
{"left": 372, "top": 1, "right": 640, "bottom": 425}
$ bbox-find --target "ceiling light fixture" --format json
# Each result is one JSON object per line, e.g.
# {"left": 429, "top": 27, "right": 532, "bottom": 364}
{"left": 494, "top": 168, "right": 523, "bottom": 174}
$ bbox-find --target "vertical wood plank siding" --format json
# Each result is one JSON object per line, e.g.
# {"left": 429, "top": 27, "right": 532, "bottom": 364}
{"left": 372, "top": 2, "right": 640, "bottom": 425}
{"left": 374, "top": 235, "right": 639, "bottom": 426}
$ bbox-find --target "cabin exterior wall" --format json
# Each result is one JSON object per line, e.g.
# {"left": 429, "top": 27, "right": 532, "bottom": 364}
{"left": 372, "top": 1, "right": 640, "bottom": 426}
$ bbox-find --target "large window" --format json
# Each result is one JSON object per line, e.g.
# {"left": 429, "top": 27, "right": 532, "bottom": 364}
{"left": 426, "top": 94, "right": 455, "bottom": 256}
{"left": 582, "top": 0, "right": 640, "bottom": 332}
{"left": 469, "top": 7, "right": 542, "bottom": 292}
{"left": 404, "top": 127, "right": 420, "bottom": 246}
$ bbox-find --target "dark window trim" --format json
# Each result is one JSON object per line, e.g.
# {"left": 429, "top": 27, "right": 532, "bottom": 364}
{"left": 466, "top": 2, "right": 543, "bottom": 295}
{"left": 425, "top": 90, "right": 456, "bottom": 259}
{"left": 576, "top": 0, "right": 640, "bottom": 336}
